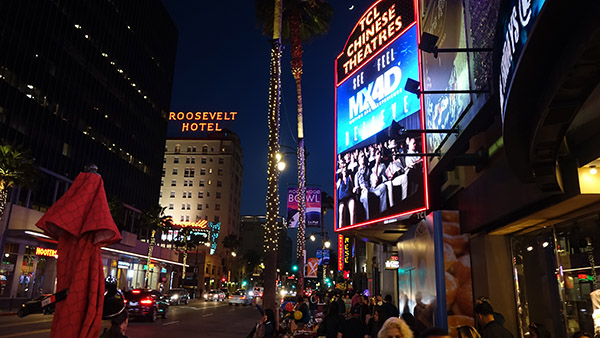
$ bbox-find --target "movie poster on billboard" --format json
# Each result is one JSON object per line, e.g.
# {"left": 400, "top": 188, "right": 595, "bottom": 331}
{"left": 335, "top": 23, "right": 426, "bottom": 231}
{"left": 287, "top": 187, "right": 321, "bottom": 228}
{"left": 419, "top": 0, "right": 472, "bottom": 154}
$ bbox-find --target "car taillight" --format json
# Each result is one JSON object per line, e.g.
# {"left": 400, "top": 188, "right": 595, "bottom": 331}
{"left": 123, "top": 299, "right": 128, "bottom": 304}
{"left": 132, "top": 290, "right": 141, "bottom": 294}
{"left": 229, "top": 296, "right": 232, "bottom": 299}
{"left": 240, "top": 296, "right": 245, "bottom": 299}
{"left": 140, "top": 298, "right": 153, "bottom": 305}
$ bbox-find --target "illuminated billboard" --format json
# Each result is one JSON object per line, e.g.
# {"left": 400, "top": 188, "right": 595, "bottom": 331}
{"left": 286, "top": 187, "right": 321, "bottom": 229}
{"left": 335, "top": 0, "right": 427, "bottom": 232}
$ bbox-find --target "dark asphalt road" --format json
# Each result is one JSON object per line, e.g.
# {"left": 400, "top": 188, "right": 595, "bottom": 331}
{"left": 0, "top": 299, "right": 263, "bottom": 338}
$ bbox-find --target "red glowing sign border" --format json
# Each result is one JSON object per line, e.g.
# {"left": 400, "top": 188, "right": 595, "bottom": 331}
{"left": 334, "top": 0, "right": 428, "bottom": 233}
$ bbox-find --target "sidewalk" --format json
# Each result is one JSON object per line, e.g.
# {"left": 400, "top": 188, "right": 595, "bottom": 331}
{"left": 0, "top": 298, "right": 25, "bottom": 316}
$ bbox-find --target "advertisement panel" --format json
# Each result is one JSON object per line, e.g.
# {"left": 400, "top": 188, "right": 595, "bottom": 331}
{"left": 338, "top": 234, "right": 344, "bottom": 271}
{"left": 306, "top": 258, "right": 319, "bottom": 278}
{"left": 335, "top": 0, "right": 428, "bottom": 231}
{"left": 419, "top": 0, "right": 471, "bottom": 153}
{"left": 287, "top": 187, "right": 321, "bottom": 228}
{"left": 498, "top": 0, "right": 547, "bottom": 120}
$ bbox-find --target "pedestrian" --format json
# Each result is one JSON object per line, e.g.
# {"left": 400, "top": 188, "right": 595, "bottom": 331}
{"left": 474, "top": 301, "right": 513, "bottom": 338}
{"left": 352, "top": 291, "right": 362, "bottom": 307}
{"left": 344, "top": 294, "right": 353, "bottom": 317}
{"left": 295, "top": 296, "right": 310, "bottom": 328}
{"left": 339, "top": 305, "right": 369, "bottom": 338}
{"left": 475, "top": 297, "right": 505, "bottom": 327}
{"left": 310, "top": 291, "right": 318, "bottom": 318}
{"left": 381, "top": 295, "right": 399, "bottom": 321}
{"left": 457, "top": 326, "right": 481, "bottom": 338}
{"left": 377, "top": 317, "right": 413, "bottom": 338}
{"left": 338, "top": 294, "right": 346, "bottom": 316}
{"left": 367, "top": 307, "right": 384, "bottom": 337}
{"left": 317, "top": 301, "right": 344, "bottom": 338}
{"left": 100, "top": 311, "right": 129, "bottom": 338}
{"left": 376, "top": 294, "right": 383, "bottom": 307}
{"left": 400, "top": 312, "right": 418, "bottom": 337}
{"left": 360, "top": 295, "right": 370, "bottom": 323}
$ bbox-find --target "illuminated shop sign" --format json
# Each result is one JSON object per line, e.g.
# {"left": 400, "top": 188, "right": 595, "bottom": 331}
{"left": 344, "top": 237, "right": 351, "bottom": 266}
{"left": 335, "top": 0, "right": 427, "bottom": 232}
{"left": 385, "top": 255, "right": 399, "bottom": 269}
{"left": 117, "top": 261, "right": 131, "bottom": 269}
{"left": 35, "top": 247, "right": 57, "bottom": 257}
{"left": 338, "top": 234, "right": 344, "bottom": 271}
{"left": 499, "top": 0, "right": 546, "bottom": 119}
{"left": 336, "top": 0, "right": 416, "bottom": 85}
{"left": 167, "top": 111, "right": 237, "bottom": 135}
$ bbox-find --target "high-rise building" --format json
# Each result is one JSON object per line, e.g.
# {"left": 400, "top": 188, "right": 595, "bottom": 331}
{"left": 0, "top": 0, "right": 179, "bottom": 302}
{"left": 160, "top": 130, "right": 243, "bottom": 289}
{"left": 0, "top": 0, "right": 177, "bottom": 210}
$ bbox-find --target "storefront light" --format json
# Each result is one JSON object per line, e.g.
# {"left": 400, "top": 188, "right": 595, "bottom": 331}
{"left": 526, "top": 246, "right": 534, "bottom": 252}
{"left": 4, "top": 253, "right": 8, "bottom": 258}
{"left": 542, "top": 242, "right": 549, "bottom": 248}
{"left": 590, "top": 166, "right": 597, "bottom": 175}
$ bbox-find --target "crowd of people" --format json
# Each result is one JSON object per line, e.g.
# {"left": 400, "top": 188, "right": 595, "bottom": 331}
{"left": 250, "top": 292, "right": 596, "bottom": 338}
{"left": 337, "top": 137, "right": 423, "bottom": 228}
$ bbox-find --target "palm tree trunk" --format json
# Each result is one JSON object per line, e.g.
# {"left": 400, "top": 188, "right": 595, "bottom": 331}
{"left": 290, "top": 11, "right": 306, "bottom": 294}
{"left": 263, "top": 0, "right": 283, "bottom": 314}
{"left": 0, "top": 188, "right": 7, "bottom": 223}
{"left": 145, "top": 229, "right": 156, "bottom": 288}
{"left": 182, "top": 249, "right": 188, "bottom": 281}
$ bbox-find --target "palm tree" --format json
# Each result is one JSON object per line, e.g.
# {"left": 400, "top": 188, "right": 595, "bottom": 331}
{"left": 222, "top": 234, "right": 240, "bottom": 254}
{"left": 257, "top": 0, "right": 333, "bottom": 293}
{"left": 0, "top": 142, "right": 37, "bottom": 259}
{"left": 172, "top": 226, "right": 205, "bottom": 286}
{"left": 255, "top": 0, "right": 283, "bottom": 313}
{"left": 0, "top": 143, "right": 37, "bottom": 220}
{"left": 139, "top": 205, "right": 173, "bottom": 287}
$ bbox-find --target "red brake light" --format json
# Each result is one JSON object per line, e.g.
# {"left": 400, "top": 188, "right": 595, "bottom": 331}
{"left": 240, "top": 296, "right": 246, "bottom": 299}
{"left": 132, "top": 290, "right": 141, "bottom": 294}
{"left": 123, "top": 299, "right": 128, "bottom": 304}
{"left": 140, "top": 298, "right": 153, "bottom": 305}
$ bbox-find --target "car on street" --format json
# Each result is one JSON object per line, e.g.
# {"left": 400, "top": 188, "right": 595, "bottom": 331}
{"left": 203, "top": 289, "right": 226, "bottom": 302}
{"left": 228, "top": 289, "right": 252, "bottom": 306}
{"left": 220, "top": 287, "right": 230, "bottom": 298}
{"left": 166, "top": 288, "right": 190, "bottom": 305}
{"left": 124, "top": 289, "right": 169, "bottom": 322}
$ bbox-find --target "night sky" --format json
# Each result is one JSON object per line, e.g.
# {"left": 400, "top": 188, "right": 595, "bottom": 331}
{"left": 162, "top": 1, "right": 373, "bottom": 251}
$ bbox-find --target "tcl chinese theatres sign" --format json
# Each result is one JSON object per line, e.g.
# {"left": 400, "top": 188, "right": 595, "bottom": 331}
{"left": 336, "top": 0, "right": 416, "bottom": 85}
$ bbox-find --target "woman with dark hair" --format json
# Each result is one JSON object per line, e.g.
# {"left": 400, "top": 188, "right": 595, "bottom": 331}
{"left": 317, "top": 301, "right": 344, "bottom": 338}
{"left": 400, "top": 312, "right": 418, "bottom": 337}
{"left": 367, "top": 307, "right": 384, "bottom": 337}
{"left": 100, "top": 311, "right": 129, "bottom": 338}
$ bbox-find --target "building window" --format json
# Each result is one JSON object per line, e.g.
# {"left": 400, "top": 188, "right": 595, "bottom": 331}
{"left": 161, "top": 179, "right": 164, "bottom": 186}
{"left": 164, "top": 157, "right": 167, "bottom": 163}
{"left": 174, "top": 157, "right": 179, "bottom": 164}
{"left": 185, "top": 215, "right": 190, "bottom": 222}
{"left": 188, "top": 168, "right": 195, "bottom": 177}
{"left": 191, "top": 157, "right": 196, "bottom": 164}
{"left": 180, "top": 215, "right": 184, "bottom": 222}
{"left": 186, "top": 157, "right": 190, "bottom": 164}
{"left": 172, "top": 168, "right": 178, "bottom": 175}
{"left": 215, "top": 204, "right": 220, "bottom": 211}
{"left": 198, "top": 191, "right": 204, "bottom": 198}
{"left": 201, "top": 157, "right": 207, "bottom": 164}
{"left": 207, "top": 191, "right": 211, "bottom": 197}
{"left": 183, "top": 180, "right": 188, "bottom": 187}
{"left": 200, "top": 168, "right": 206, "bottom": 175}
{"left": 187, "top": 204, "right": 190, "bottom": 210}
{"left": 219, "top": 158, "right": 224, "bottom": 164}
{"left": 171, "top": 180, "right": 176, "bottom": 186}
{"left": 216, "top": 192, "right": 221, "bottom": 199}
{"left": 197, "top": 204, "right": 202, "bottom": 210}
{"left": 162, "top": 168, "right": 166, "bottom": 177}
{"left": 218, "top": 169, "right": 223, "bottom": 176}
{"left": 181, "top": 204, "right": 186, "bottom": 210}
{"left": 193, "top": 146, "right": 197, "bottom": 152}
{"left": 182, "top": 192, "right": 186, "bottom": 198}
{"left": 189, "top": 180, "right": 193, "bottom": 186}
{"left": 170, "top": 191, "right": 175, "bottom": 198}
{"left": 199, "top": 180, "right": 205, "bottom": 187}
{"left": 208, "top": 180, "right": 212, "bottom": 185}
{"left": 202, "top": 145, "right": 208, "bottom": 153}
{"left": 168, "top": 203, "right": 173, "bottom": 210}
{"left": 206, "top": 265, "right": 210, "bottom": 274}
{"left": 214, "top": 216, "right": 220, "bottom": 223}
{"left": 175, "top": 144, "right": 181, "bottom": 153}
{"left": 206, "top": 204, "right": 209, "bottom": 209}
{"left": 187, "top": 146, "right": 192, "bottom": 152}
{"left": 159, "top": 191, "right": 162, "bottom": 198}
{"left": 216, "top": 180, "right": 222, "bottom": 187}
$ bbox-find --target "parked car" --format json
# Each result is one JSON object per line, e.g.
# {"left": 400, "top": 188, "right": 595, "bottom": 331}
{"left": 203, "top": 289, "right": 226, "bottom": 302}
{"left": 166, "top": 288, "right": 190, "bottom": 305}
{"left": 124, "top": 289, "right": 168, "bottom": 322}
{"left": 220, "top": 288, "right": 230, "bottom": 298}
{"left": 228, "top": 289, "right": 253, "bottom": 306}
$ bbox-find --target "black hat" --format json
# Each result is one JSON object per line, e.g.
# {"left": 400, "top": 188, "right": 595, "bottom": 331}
{"left": 350, "top": 305, "right": 361, "bottom": 315}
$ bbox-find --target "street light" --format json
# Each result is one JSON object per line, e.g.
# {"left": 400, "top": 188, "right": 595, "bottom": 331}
{"left": 324, "top": 240, "right": 331, "bottom": 249}
{"left": 231, "top": 251, "right": 237, "bottom": 257}
{"left": 309, "top": 234, "right": 316, "bottom": 242}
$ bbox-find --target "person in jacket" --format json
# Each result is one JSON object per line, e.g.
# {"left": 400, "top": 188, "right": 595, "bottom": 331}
{"left": 100, "top": 311, "right": 129, "bottom": 338}
{"left": 318, "top": 301, "right": 344, "bottom": 338}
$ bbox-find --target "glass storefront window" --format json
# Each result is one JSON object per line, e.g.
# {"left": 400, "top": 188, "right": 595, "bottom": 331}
{"left": 512, "top": 213, "right": 600, "bottom": 338}
{"left": 0, "top": 243, "right": 19, "bottom": 297}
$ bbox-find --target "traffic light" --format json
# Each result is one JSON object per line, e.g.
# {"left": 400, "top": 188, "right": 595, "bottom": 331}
{"left": 325, "top": 277, "right": 331, "bottom": 283}
{"left": 292, "top": 265, "right": 298, "bottom": 272}
{"left": 242, "top": 280, "right": 247, "bottom": 287}
{"left": 221, "top": 277, "right": 226, "bottom": 282}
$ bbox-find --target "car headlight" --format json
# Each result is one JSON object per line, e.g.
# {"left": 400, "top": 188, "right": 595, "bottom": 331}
{"left": 248, "top": 291, "right": 254, "bottom": 296}
{"left": 171, "top": 294, "right": 178, "bottom": 300}
{"left": 203, "top": 294, "right": 208, "bottom": 299}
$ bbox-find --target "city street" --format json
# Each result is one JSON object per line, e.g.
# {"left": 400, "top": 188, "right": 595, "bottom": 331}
{"left": 0, "top": 300, "right": 263, "bottom": 338}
